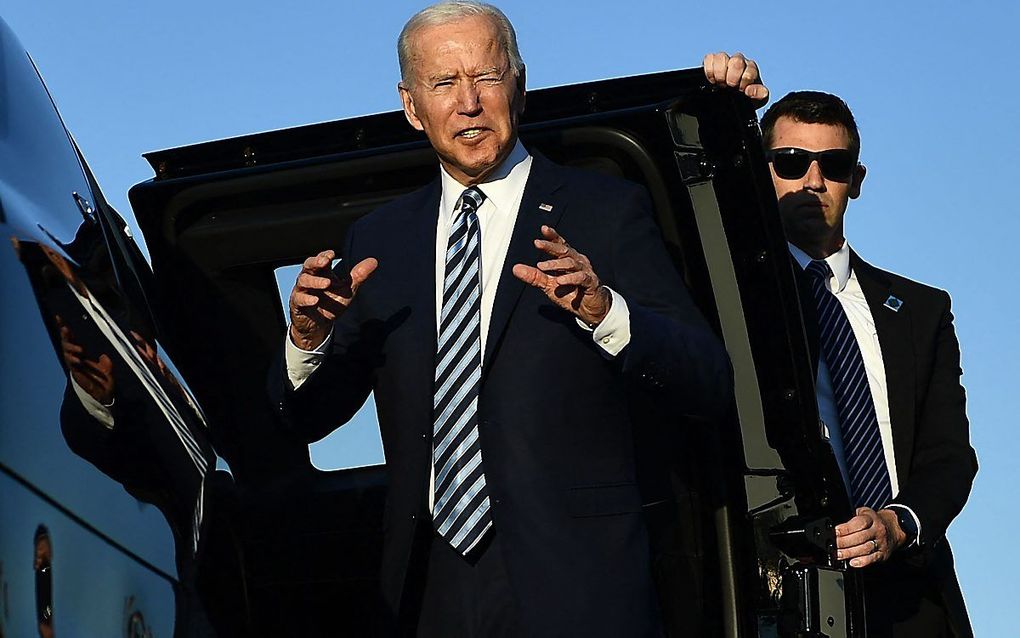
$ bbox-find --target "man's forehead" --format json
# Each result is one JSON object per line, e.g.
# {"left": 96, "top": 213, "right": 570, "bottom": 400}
{"left": 409, "top": 17, "right": 501, "bottom": 60}
{"left": 421, "top": 60, "right": 504, "bottom": 80}
{"left": 771, "top": 117, "right": 851, "bottom": 149}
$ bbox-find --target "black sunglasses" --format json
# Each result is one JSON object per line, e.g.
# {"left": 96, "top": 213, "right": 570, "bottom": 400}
{"left": 766, "top": 147, "right": 857, "bottom": 182}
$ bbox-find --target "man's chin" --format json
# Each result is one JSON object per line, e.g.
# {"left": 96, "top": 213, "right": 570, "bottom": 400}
{"left": 450, "top": 152, "right": 510, "bottom": 183}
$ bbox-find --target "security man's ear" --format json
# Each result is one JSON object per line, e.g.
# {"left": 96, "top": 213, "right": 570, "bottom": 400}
{"left": 849, "top": 163, "right": 867, "bottom": 200}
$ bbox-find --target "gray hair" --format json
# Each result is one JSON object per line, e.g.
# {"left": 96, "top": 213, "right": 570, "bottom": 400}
{"left": 397, "top": 1, "right": 524, "bottom": 86}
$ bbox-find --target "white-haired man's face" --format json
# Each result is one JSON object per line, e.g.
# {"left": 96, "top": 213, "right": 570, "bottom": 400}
{"left": 399, "top": 14, "right": 525, "bottom": 186}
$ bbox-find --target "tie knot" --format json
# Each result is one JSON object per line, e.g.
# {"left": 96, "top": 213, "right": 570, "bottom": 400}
{"left": 459, "top": 187, "right": 486, "bottom": 216}
{"left": 805, "top": 259, "right": 832, "bottom": 281}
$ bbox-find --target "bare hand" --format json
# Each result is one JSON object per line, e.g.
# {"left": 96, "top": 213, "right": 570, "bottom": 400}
{"left": 835, "top": 507, "right": 906, "bottom": 568}
{"left": 56, "top": 315, "right": 115, "bottom": 404}
{"left": 702, "top": 52, "right": 769, "bottom": 104}
{"left": 512, "top": 226, "right": 611, "bottom": 327}
{"left": 288, "top": 251, "right": 378, "bottom": 350}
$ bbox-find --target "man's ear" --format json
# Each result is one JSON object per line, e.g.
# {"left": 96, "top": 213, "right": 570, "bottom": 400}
{"left": 514, "top": 65, "right": 527, "bottom": 114}
{"left": 398, "top": 83, "right": 425, "bottom": 131}
{"left": 849, "top": 162, "right": 866, "bottom": 199}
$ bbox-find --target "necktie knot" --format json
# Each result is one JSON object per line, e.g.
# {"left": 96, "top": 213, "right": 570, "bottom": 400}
{"left": 459, "top": 187, "right": 486, "bottom": 218}
{"left": 805, "top": 259, "right": 832, "bottom": 281}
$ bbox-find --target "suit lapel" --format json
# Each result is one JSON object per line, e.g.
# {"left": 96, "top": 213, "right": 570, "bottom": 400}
{"left": 483, "top": 153, "right": 567, "bottom": 372}
{"left": 851, "top": 250, "right": 916, "bottom": 479}
{"left": 402, "top": 179, "right": 441, "bottom": 435}
{"left": 791, "top": 254, "right": 821, "bottom": 377}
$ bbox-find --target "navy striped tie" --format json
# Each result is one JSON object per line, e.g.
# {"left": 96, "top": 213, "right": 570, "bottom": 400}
{"left": 806, "top": 260, "right": 893, "bottom": 510}
{"left": 432, "top": 186, "right": 492, "bottom": 555}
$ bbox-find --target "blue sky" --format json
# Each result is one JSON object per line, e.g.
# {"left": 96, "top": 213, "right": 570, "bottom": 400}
{"left": 4, "top": 1, "right": 1017, "bottom": 633}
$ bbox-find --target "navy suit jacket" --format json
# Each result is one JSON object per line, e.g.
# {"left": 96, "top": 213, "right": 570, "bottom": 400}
{"left": 278, "top": 153, "right": 732, "bottom": 636}
{"left": 798, "top": 251, "right": 977, "bottom": 636}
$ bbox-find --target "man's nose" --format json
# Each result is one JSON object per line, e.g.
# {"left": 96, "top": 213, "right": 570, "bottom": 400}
{"left": 456, "top": 81, "right": 482, "bottom": 115}
{"left": 804, "top": 160, "right": 826, "bottom": 190}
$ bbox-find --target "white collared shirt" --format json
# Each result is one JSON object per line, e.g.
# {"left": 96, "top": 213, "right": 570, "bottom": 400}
{"left": 790, "top": 242, "right": 897, "bottom": 495}
{"left": 435, "top": 140, "right": 631, "bottom": 357}
{"left": 434, "top": 140, "right": 529, "bottom": 354}
{"left": 791, "top": 242, "right": 920, "bottom": 540}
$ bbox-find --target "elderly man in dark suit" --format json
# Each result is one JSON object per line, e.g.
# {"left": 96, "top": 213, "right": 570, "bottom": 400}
{"left": 278, "top": 3, "right": 764, "bottom": 636}
{"left": 739, "top": 85, "right": 976, "bottom": 638}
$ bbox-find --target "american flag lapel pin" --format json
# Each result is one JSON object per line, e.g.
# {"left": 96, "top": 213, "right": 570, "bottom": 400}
{"left": 883, "top": 295, "right": 903, "bottom": 312}
{"left": 538, "top": 203, "right": 554, "bottom": 212}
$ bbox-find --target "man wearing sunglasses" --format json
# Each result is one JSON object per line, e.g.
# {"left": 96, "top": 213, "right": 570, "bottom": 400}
{"left": 759, "top": 90, "right": 977, "bottom": 637}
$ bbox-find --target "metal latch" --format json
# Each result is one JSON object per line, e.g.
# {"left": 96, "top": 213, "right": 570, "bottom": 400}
{"left": 675, "top": 150, "right": 715, "bottom": 185}
{"left": 769, "top": 515, "right": 836, "bottom": 563}
{"left": 73, "top": 191, "right": 96, "bottom": 224}
{"left": 779, "top": 565, "right": 860, "bottom": 638}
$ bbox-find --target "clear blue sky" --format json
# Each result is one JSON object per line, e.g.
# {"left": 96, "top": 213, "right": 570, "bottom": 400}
{"left": 5, "top": 1, "right": 1017, "bottom": 634}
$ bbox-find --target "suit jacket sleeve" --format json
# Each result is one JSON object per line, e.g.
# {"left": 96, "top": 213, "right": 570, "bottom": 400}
{"left": 269, "top": 218, "right": 377, "bottom": 443}
{"left": 608, "top": 184, "right": 733, "bottom": 423}
{"left": 895, "top": 291, "right": 977, "bottom": 544}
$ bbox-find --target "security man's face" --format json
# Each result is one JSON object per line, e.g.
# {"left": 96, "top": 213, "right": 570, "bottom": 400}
{"left": 768, "top": 116, "right": 866, "bottom": 258}
{"left": 398, "top": 15, "right": 525, "bottom": 186}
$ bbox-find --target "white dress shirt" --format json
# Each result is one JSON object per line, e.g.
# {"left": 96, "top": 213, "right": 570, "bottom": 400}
{"left": 791, "top": 242, "right": 920, "bottom": 541}
{"left": 286, "top": 140, "right": 633, "bottom": 509}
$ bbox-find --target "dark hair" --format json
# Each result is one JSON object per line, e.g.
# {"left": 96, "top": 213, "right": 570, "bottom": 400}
{"left": 760, "top": 90, "right": 861, "bottom": 160}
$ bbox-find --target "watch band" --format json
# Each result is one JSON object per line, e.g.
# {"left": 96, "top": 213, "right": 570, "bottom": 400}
{"left": 893, "top": 507, "right": 919, "bottom": 546}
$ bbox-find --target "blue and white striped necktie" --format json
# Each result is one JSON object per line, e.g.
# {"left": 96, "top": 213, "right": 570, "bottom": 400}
{"left": 432, "top": 186, "right": 492, "bottom": 555}
{"left": 806, "top": 260, "right": 893, "bottom": 511}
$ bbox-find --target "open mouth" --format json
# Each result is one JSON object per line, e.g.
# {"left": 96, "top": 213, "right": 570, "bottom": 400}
{"left": 457, "top": 128, "right": 487, "bottom": 139}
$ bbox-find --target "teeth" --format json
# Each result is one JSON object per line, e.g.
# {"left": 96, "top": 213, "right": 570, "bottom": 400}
{"left": 460, "top": 129, "right": 481, "bottom": 138}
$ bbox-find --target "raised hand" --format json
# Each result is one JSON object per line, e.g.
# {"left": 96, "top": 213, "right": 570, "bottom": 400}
{"left": 702, "top": 51, "right": 769, "bottom": 104}
{"left": 512, "top": 225, "right": 611, "bottom": 327}
{"left": 56, "top": 315, "right": 115, "bottom": 404}
{"left": 288, "top": 250, "right": 378, "bottom": 350}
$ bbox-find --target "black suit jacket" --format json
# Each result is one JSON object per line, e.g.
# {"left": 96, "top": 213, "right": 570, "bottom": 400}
{"left": 798, "top": 250, "right": 978, "bottom": 637}
{"left": 277, "top": 153, "right": 732, "bottom": 636}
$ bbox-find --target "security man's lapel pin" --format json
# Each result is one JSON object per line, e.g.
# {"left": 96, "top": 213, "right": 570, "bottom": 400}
{"left": 884, "top": 295, "right": 903, "bottom": 312}
{"left": 538, "top": 203, "right": 554, "bottom": 212}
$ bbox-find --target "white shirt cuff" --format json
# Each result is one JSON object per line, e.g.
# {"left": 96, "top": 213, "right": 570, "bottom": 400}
{"left": 285, "top": 327, "right": 333, "bottom": 390}
{"left": 575, "top": 287, "right": 631, "bottom": 358}
{"left": 885, "top": 503, "right": 923, "bottom": 547}
{"left": 69, "top": 376, "right": 115, "bottom": 430}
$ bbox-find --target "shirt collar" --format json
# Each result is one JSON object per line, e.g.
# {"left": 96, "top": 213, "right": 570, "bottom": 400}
{"left": 439, "top": 139, "right": 532, "bottom": 221}
{"left": 789, "top": 241, "right": 853, "bottom": 293}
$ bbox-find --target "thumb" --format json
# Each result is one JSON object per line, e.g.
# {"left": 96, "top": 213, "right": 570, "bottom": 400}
{"left": 349, "top": 257, "right": 379, "bottom": 290}
{"left": 746, "top": 83, "right": 769, "bottom": 104}
{"left": 98, "top": 354, "right": 114, "bottom": 371}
